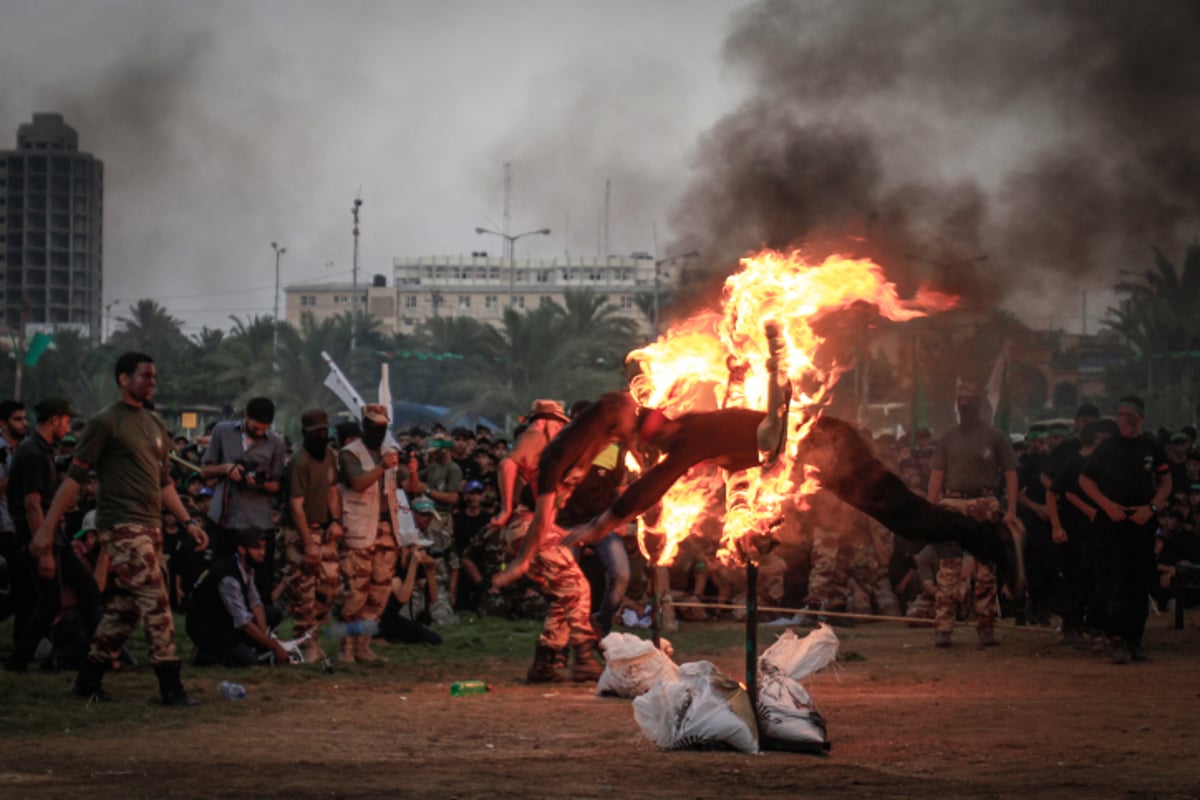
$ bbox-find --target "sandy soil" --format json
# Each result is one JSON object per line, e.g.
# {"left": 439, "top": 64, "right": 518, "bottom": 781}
{"left": 2, "top": 615, "right": 1198, "bottom": 800}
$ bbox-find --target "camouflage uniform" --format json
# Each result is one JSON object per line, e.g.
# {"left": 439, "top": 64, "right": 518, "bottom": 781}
{"left": 475, "top": 520, "right": 546, "bottom": 619}
{"left": 507, "top": 510, "right": 595, "bottom": 649}
{"left": 364, "top": 524, "right": 399, "bottom": 622}
{"left": 805, "top": 497, "right": 900, "bottom": 616}
{"left": 90, "top": 525, "right": 176, "bottom": 664}
{"left": 424, "top": 515, "right": 460, "bottom": 626}
{"left": 282, "top": 524, "right": 340, "bottom": 637}
{"left": 934, "top": 496, "right": 1001, "bottom": 635}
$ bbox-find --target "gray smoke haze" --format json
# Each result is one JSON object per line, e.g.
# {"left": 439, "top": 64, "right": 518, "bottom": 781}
{"left": 667, "top": 0, "right": 1200, "bottom": 321}
{"left": 0, "top": 1, "right": 739, "bottom": 334}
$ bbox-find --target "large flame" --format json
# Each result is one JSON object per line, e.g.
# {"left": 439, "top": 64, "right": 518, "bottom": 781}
{"left": 628, "top": 249, "right": 955, "bottom": 566}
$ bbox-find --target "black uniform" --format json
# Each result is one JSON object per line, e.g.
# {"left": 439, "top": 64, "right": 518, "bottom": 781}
{"left": 1081, "top": 434, "right": 1170, "bottom": 648}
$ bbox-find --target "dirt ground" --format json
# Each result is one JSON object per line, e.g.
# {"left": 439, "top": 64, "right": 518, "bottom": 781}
{"left": 2, "top": 613, "right": 1199, "bottom": 800}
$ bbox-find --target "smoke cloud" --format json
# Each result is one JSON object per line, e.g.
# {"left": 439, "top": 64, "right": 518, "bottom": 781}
{"left": 667, "top": 0, "right": 1200, "bottom": 319}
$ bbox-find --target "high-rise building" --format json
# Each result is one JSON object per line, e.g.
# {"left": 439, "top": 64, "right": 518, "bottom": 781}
{"left": 0, "top": 113, "right": 104, "bottom": 343}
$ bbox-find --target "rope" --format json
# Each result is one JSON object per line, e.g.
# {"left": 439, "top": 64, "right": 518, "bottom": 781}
{"left": 670, "top": 600, "right": 1049, "bottom": 633}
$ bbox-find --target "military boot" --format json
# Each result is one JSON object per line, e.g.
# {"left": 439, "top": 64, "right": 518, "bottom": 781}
{"left": 154, "top": 660, "right": 199, "bottom": 706}
{"left": 525, "top": 645, "right": 565, "bottom": 684}
{"left": 71, "top": 656, "right": 118, "bottom": 703}
{"left": 353, "top": 635, "right": 384, "bottom": 663}
{"left": 571, "top": 640, "right": 605, "bottom": 683}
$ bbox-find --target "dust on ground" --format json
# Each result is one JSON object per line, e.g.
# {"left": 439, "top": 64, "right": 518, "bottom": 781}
{"left": 2, "top": 615, "right": 1198, "bottom": 800}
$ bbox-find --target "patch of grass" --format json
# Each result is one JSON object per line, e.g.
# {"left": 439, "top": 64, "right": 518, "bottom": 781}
{"left": 0, "top": 610, "right": 759, "bottom": 736}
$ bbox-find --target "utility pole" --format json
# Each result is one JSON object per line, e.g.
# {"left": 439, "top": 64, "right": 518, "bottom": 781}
{"left": 350, "top": 195, "right": 362, "bottom": 351}
{"left": 271, "top": 241, "right": 286, "bottom": 374}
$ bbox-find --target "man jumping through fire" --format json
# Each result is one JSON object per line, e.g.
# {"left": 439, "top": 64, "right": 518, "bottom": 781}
{"left": 560, "top": 405, "right": 1024, "bottom": 603}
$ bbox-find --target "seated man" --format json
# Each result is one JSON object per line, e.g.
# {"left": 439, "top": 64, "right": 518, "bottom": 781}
{"left": 185, "top": 529, "right": 290, "bottom": 667}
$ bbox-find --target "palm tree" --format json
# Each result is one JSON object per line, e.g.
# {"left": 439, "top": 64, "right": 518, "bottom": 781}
{"left": 1104, "top": 243, "right": 1200, "bottom": 421}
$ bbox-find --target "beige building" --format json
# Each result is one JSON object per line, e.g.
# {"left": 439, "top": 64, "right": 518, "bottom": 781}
{"left": 286, "top": 254, "right": 672, "bottom": 336}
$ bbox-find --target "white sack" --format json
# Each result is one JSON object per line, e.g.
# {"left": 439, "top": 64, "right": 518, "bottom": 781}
{"left": 596, "top": 632, "right": 678, "bottom": 698}
{"left": 756, "top": 625, "right": 838, "bottom": 744}
{"left": 633, "top": 661, "right": 759, "bottom": 753}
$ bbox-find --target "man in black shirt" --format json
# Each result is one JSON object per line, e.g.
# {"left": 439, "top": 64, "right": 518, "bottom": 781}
{"left": 4, "top": 397, "right": 101, "bottom": 672}
{"left": 1079, "top": 395, "right": 1171, "bottom": 664}
{"left": 1047, "top": 418, "right": 1117, "bottom": 645}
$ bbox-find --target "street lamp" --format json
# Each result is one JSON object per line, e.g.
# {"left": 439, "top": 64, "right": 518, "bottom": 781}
{"left": 474, "top": 226, "right": 551, "bottom": 307}
{"left": 271, "top": 241, "right": 286, "bottom": 372}
{"left": 103, "top": 298, "right": 121, "bottom": 342}
{"left": 653, "top": 250, "right": 698, "bottom": 335}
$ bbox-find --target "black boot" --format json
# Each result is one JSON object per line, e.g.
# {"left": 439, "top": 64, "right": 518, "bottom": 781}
{"left": 571, "top": 639, "right": 605, "bottom": 683}
{"left": 154, "top": 659, "right": 199, "bottom": 706}
{"left": 71, "top": 656, "right": 118, "bottom": 702}
{"left": 525, "top": 645, "right": 565, "bottom": 684}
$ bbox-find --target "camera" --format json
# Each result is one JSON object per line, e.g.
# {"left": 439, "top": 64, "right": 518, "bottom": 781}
{"left": 234, "top": 459, "right": 261, "bottom": 483}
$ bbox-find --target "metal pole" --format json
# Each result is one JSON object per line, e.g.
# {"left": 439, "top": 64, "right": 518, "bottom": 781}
{"left": 351, "top": 197, "right": 362, "bottom": 351}
{"left": 745, "top": 561, "right": 758, "bottom": 713}
{"left": 271, "top": 242, "right": 285, "bottom": 373}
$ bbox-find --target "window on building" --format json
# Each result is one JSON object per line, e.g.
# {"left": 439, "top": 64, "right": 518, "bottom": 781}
{"left": 539, "top": 295, "right": 553, "bottom": 307}
{"left": 489, "top": 267, "right": 500, "bottom": 280}
{"left": 485, "top": 295, "right": 498, "bottom": 309}
{"left": 512, "top": 295, "right": 525, "bottom": 309}
{"left": 404, "top": 295, "right": 417, "bottom": 309}
{"left": 537, "top": 269, "right": 550, "bottom": 283}
{"left": 458, "top": 295, "right": 471, "bottom": 308}
{"left": 619, "top": 294, "right": 634, "bottom": 309}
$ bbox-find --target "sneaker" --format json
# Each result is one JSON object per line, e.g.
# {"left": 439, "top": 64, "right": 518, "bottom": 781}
{"left": 1130, "top": 643, "right": 1149, "bottom": 662}
{"left": 934, "top": 630, "right": 953, "bottom": 648}
{"left": 1111, "top": 643, "right": 1131, "bottom": 664}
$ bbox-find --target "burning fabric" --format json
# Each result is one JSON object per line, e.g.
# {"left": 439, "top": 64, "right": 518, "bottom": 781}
{"left": 595, "top": 632, "right": 678, "bottom": 698}
{"left": 633, "top": 661, "right": 759, "bottom": 753}
{"left": 756, "top": 626, "right": 838, "bottom": 748}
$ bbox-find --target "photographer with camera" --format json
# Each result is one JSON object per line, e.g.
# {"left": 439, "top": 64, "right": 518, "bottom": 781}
{"left": 201, "top": 397, "right": 286, "bottom": 603}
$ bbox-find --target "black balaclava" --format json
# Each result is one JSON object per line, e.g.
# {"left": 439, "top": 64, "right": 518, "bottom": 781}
{"left": 303, "top": 429, "right": 329, "bottom": 460}
{"left": 362, "top": 420, "right": 387, "bottom": 451}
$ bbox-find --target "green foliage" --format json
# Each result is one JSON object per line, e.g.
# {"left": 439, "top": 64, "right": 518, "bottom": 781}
{"left": 1103, "top": 243, "right": 1200, "bottom": 424}
{"left": 1, "top": 292, "right": 634, "bottom": 437}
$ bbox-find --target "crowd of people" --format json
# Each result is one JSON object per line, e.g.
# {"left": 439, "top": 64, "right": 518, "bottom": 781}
{"left": 1, "top": 351, "right": 1197, "bottom": 706}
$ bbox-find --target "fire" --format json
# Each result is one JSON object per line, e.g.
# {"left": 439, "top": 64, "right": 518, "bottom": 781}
{"left": 629, "top": 249, "right": 955, "bottom": 566}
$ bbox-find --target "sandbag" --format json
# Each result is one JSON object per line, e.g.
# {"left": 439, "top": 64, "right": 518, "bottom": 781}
{"left": 756, "top": 625, "right": 838, "bottom": 745}
{"left": 596, "top": 632, "right": 678, "bottom": 698}
{"left": 632, "top": 661, "right": 759, "bottom": 753}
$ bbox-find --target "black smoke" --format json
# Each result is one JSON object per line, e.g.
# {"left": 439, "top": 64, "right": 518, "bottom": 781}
{"left": 667, "top": 0, "right": 1200, "bottom": 316}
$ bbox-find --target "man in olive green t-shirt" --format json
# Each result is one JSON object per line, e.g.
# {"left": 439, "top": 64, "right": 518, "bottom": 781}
{"left": 31, "top": 352, "right": 209, "bottom": 705}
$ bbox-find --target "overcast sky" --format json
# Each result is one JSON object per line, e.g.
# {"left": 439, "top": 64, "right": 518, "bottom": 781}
{"left": 1, "top": 0, "right": 747, "bottom": 333}
{"left": 4, "top": 1, "right": 1196, "bottom": 337}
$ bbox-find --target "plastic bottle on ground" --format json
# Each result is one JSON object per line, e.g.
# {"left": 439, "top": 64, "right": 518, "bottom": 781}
{"left": 217, "top": 680, "right": 246, "bottom": 700}
{"left": 449, "top": 680, "right": 489, "bottom": 696}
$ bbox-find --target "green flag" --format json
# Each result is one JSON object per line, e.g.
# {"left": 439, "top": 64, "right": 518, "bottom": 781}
{"left": 23, "top": 331, "right": 53, "bottom": 367}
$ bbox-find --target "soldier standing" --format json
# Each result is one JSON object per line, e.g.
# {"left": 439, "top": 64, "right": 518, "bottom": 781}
{"left": 1078, "top": 395, "right": 1171, "bottom": 663}
{"left": 30, "top": 352, "right": 209, "bottom": 704}
{"left": 926, "top": 382, "right": 1019, "bottom": 647}
{"left": 281, "top": 409, "right": 343, "bottom": 663}
{"left": 336, "top": 404, "right": 402, "bottom": 664}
